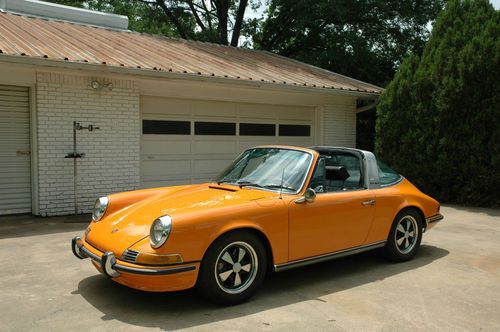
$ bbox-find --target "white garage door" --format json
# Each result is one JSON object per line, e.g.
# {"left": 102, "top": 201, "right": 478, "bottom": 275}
{"left": 141, "top": 97, "right": 315, "bottom": 188}
{"left": 0, "top": 85, "right": 31, "bottom": 215}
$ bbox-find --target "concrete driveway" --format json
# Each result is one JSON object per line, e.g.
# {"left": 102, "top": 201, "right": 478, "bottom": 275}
{"left": 0, "top": 205, "right": 499, "bottom": 331}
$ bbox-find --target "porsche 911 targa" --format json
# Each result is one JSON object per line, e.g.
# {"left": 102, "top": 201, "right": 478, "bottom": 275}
{"left": 72, "top": 146, "right": 443, "bottom": 304}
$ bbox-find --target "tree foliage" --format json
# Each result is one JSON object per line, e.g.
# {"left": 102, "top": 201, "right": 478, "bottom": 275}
{"left": 252, "top": 0, "right": 444, "bottom": 87}
{"left": 376, "top": 0, "right": 500, "bottom": 207}
{"left": 48, "top": 0, "right": 261, "bottom": 46}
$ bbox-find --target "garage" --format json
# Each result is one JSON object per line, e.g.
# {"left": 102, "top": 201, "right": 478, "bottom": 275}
{"left": 140, "top": 96, "right": 316, "bottom": 188}
{"left": 0, "top": 85, "right": 31, "bottom": 215}
{"left": 0, "top": 2, "right": 382, "bottom": 216}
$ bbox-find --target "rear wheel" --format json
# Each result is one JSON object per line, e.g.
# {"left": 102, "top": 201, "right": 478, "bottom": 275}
{"left": 384, "top": 209, "right": 423, "bottom": 262}
{"left": 197, "top": 231, "right": 267, "bottom": 305}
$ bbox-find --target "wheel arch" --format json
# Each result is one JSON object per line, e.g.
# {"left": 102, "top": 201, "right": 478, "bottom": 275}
{"left": 202, "top": 225, "right": 275, "bottom": 273}
{"left": 397, "top": 205, "right": 426, "bottom": 230}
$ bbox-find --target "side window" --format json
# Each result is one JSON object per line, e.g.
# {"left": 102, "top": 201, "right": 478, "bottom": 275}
{"left": 377, "top": 160, "right": 401, "bottom": 186}
{"left": 309, "top": 157, "right": 326, "bottom": 192}
{"left": 309, "top": 153, "right": 363, "bottom": 192}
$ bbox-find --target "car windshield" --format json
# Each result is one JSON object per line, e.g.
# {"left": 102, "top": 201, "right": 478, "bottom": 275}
{"left": 215, "top": 148, "right": 313, "bottom": 193}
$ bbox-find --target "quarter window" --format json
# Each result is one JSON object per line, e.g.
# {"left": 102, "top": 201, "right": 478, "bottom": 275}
{"left": 377, "top": 160, "right": 402, "bottom": 186}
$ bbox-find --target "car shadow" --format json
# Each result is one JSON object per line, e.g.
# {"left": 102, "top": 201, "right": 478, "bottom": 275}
{"left": 74, "top": 244, "right": 449, "bottom": 330}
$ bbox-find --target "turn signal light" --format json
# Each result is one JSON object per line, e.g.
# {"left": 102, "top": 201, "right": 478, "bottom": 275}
{"left": 136, "top": 253, "right": 183, "bottom": 265}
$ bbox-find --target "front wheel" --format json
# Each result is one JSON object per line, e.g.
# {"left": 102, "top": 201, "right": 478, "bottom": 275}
{"left": 197, "top": 231, "right": 267, "bottom": 305}
{"left": 384, "top": 209, "right": 423, "bottom": 262}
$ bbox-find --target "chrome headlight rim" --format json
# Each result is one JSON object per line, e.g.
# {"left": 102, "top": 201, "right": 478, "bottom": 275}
{"left": 92, "top": 196, "right": 109, "bottom": 222}
{"left": 150, "top": 215, "right": 172, "bottom": 249}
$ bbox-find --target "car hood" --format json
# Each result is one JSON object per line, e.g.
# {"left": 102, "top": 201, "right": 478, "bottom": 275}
{"left": 85, "top": 184, "right": 276, "bottom": 254}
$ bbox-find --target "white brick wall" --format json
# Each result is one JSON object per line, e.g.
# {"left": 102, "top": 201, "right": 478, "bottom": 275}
{"left": 36, "top": 72, "right": 140, "bottom": 216}
{"left": 322, "top": 102, "right": 357, "bottom": 148}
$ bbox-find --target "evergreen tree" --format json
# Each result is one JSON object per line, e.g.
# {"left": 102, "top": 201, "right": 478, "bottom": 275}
{"left": 376, "top": 0, "right": 500, "bottom": 207}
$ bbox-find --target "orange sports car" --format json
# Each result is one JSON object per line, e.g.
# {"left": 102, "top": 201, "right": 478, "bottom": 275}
{"left": 72, "top": 146, "right": 443, "bottom": 304}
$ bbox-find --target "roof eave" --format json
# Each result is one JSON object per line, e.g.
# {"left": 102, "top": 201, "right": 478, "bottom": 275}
{"left": 0, "top": 54, "right": 381, "bottom": 98}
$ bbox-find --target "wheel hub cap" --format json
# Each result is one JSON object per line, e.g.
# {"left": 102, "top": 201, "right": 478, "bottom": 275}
{"left": 214, "top": 241, "right": 258, "bottom": 295}
{"left": 395, "top": 215, "right": 419, "bottom": 254}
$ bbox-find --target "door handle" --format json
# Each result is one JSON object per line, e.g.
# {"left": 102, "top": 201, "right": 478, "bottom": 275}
{"left": 362, "top": 199, "right": 376, "bottom": 206}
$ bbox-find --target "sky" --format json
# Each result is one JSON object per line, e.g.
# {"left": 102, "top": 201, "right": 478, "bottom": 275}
{"left": 492, "top": 0, "right": 500, "bottom": 9}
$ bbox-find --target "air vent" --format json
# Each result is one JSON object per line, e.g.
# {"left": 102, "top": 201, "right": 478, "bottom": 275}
{"left": 121, "top": 249, "right": 139, "bottom": 263}
{"left": 0, "top": 0, "right": 129, "bottom": 30}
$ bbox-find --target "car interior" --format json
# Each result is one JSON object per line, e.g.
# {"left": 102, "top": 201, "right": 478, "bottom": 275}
{"left": 309, "top": 152, "right": 364, "bottom": 193}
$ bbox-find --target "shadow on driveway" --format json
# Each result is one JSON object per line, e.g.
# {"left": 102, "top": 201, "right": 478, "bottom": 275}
{"left": 74, "top": 245, "right": 448, "bottom": 330}
{"left": 0, "top": 214, "right": 89, "bottom": 239}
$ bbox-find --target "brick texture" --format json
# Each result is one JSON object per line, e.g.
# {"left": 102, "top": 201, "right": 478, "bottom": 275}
{"left": 36, "top": 72, "right": 140, "bottom": 216}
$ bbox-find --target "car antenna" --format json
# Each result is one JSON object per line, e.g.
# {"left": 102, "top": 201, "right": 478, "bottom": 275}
{"left": 279, "top": 167, "right": 285, "bottom": 199}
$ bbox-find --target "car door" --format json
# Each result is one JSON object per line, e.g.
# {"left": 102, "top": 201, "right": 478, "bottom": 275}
{"left": 288, "top": 154, "right": 376, "bottom": 261}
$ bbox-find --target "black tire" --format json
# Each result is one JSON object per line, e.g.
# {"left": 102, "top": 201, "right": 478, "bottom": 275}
{"left": 384, "top": 209, "right": 423, "bottom": 262}
{"left": 196, "top": 231, "right": 267, "bottom": 305}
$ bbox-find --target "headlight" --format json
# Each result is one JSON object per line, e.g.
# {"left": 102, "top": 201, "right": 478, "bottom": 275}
{"left": 92, "top": 196, "right": 109, "bottom": 221}
{"left": 150, "top": 215, "right": 172, "bottom": 248}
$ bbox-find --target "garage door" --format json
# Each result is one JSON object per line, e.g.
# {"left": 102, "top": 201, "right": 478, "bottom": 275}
{"left": 0, "top": 85, "right": 31, "bottom": 215}
{"left": 141, "top": 97, "right": 315, "bottom": 188}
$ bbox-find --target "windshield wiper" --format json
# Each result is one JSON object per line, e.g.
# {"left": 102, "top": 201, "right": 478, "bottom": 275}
{"left": 236, "top": 181, "right": 264, "bottom": 189}
{"left": 216, "top": 179, "right": 236, "bottom": 185}
{"left": 261, "top": 184, "right": 297, "bottom": 192}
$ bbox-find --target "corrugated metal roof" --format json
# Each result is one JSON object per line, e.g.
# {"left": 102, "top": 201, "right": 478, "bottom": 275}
{"left": 0, "top": 11, "right": 382, "bottom": 94}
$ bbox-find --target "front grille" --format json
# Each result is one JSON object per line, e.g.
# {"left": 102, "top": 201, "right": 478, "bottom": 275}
{"left": 121, "top": 249, "right": 140, "bottom": 263}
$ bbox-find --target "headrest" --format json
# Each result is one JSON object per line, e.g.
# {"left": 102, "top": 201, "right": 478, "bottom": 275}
{"left": 325, "top": 166, "right": 350, "bottom": 181}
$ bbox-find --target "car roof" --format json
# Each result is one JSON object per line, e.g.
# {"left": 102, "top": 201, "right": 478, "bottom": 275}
{"left": 252, "top": 145, "right": 318, "bottom": 154}
{"left": 309, "top": 146, "right": 370, "bottom": 155}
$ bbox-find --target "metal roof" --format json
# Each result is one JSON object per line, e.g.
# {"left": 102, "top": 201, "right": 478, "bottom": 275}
{"left": 0, "top": 11, "right": 383, "bottom": 94}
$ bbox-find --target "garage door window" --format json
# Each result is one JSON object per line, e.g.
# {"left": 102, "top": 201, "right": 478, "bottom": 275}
{"left": 279, "top": 124, "right": 310, "bottom": 136}
{"left": 239, "top": 123, "right": 276, "bottom": 136}
{"left": 195, "top": 121, "right": 236, "bottom": 135}
{"left": 143, "top": 120, "right": 190, "bottom": 135}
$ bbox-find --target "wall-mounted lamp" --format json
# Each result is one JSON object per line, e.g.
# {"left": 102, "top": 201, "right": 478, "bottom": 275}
{"left": 90, "top": 80, "right": 113, "bottom": 91}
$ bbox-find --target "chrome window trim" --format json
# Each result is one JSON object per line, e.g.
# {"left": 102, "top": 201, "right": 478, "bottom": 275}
{"left": 378, "top": 175, "right": 404, "bottom": 188}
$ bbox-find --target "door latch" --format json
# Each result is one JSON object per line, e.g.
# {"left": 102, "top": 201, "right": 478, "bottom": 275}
{"left": 362, "top": 199, "right": 376, "bottom": 206}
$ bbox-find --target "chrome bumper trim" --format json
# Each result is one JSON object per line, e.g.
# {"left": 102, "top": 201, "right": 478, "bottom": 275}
{"left": 426, "top": 213, "right": 444, "bottom": 224}
{"left": 71, "top": 236, "right": 196, "bottom": 277}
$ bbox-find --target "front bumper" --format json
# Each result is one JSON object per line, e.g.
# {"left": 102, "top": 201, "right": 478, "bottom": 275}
{"left": 71, "top": 236, "right": 196, "bottom": 278}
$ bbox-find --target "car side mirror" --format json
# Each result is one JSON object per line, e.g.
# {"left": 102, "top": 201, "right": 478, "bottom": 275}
{"left": 295, "top": 188, "right": 316, "bottom": 204}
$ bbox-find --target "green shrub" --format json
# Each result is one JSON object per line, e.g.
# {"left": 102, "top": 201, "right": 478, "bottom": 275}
{"left": 376, "top": 0, "right": 500, "bottom": 207}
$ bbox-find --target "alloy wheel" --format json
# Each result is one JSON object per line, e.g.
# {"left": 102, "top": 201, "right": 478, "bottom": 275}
{"left": 395, "top": 215, "right": 419, "bottom": 254}
{"left": 214, "top": 241, "right": 258, "bottom": 294}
